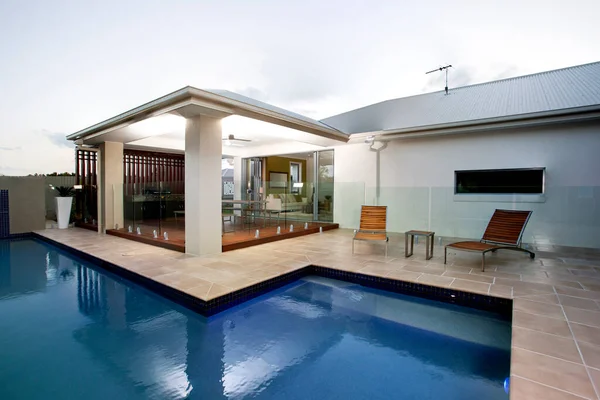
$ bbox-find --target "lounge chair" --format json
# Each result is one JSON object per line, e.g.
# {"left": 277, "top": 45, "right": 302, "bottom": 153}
{"left": 352, "top": 205, "right": 389, "bottom": 256}
{"left": 444, "top": 209, "right": 535, "bottom": 271}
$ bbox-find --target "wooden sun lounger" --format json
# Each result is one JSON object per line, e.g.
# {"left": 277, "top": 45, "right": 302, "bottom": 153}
{"left": 352, "top": 205, "right": 389, "bottom": 256}
{"left": 444, "top": 209, "right": 535, "bottom": 271}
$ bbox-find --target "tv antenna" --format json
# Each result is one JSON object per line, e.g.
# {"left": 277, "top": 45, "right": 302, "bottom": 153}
{"left": 426, "top": 64, "right": 452, "bottom": 95}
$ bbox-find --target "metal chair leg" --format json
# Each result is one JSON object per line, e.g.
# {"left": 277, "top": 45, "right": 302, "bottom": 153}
{"left": 444, "top": 246, "right": 447, "bottom": 264}
{"left": 481, "top": 253, "right": 486, "bottom": 272}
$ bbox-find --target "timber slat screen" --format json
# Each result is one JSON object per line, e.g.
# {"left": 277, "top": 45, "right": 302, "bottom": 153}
{"left": 75, "top": 149, "right": 98, "bottom": 222}
{"left": 123, "top": 150, "right": 185, "bottom": 195}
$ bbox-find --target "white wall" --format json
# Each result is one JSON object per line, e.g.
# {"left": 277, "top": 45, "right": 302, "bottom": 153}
{"left": 333, "top": 121, "right": 600, "bottom": 248}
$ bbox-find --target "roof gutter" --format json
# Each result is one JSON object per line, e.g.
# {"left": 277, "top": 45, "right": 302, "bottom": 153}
{"left": 348, "top": 105, "right": 600, "bottom": 142}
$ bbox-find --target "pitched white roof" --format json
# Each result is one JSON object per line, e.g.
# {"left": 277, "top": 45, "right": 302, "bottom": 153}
{"left": 321, "top": 61, "right": 600, "bottom": 134}
{"left": 204, "top": 89, "right": 338, "bottom": 132}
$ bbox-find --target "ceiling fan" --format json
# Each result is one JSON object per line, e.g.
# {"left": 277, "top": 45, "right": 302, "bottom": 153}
{"left": 223, "top": 134, "right": 251, "bottom": 146}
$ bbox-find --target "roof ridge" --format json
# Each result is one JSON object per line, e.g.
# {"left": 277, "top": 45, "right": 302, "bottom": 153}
{"left": 447, "top": 60, "right": 600, "bottom": 92}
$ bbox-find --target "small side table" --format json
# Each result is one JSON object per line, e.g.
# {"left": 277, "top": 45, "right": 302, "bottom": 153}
{"left": 405, "top": 230, "right": 435, "bottom": 260}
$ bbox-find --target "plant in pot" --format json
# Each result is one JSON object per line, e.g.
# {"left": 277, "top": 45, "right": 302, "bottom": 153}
{"left": 54, "top": 186, "right": 74, "bottom": 229}
{"left": 324, "top": 195, "right": 332, "bottom": 211}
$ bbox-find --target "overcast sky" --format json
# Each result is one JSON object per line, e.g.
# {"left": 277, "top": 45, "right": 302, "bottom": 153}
{"left": 0, "top": 0, "right": 598, "bottom": 175}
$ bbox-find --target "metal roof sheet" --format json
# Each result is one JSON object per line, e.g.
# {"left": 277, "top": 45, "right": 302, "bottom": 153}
{"left": 204, "top": 89, "right": 340, "bottom": 132}
{"left": 320, "top": 61, "right": 600, "bottom": 134}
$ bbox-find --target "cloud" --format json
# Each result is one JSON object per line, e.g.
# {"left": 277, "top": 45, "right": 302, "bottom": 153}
{"left": 43, "top": 130, "right": 72, "bottom": 149}
{"left": 0, "top": 146, "right": 21, "bottom": 151}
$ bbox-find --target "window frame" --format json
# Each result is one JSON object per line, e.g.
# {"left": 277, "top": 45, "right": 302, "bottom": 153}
{"left": 454, "top": 167, "right": 546, "bottom": 196}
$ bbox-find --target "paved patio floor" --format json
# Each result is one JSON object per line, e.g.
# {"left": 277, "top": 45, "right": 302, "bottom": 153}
{"left": 36, "top": 228, "right": 600, "bottom": 400}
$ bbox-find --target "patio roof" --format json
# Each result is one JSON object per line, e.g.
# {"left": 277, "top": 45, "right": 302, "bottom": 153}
{"left": 67, "top": 86, "right": 349, "bottom": 145}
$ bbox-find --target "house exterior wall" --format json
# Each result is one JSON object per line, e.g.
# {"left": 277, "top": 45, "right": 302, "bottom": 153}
{"left": 0, "top": 177, "right": 46, "bottom": 234}
{"left": 332, "top": 121, "right": 600, "bottom": 248}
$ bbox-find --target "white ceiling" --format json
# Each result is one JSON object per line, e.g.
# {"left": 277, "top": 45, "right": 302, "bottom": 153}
{"left": 124, "top": 114, "right": 336, "bottom": 157}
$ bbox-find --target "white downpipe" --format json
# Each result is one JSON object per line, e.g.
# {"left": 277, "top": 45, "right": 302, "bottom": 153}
{"left": 428, "top": 187, "right": 432, "bottom": 231}
{"left": 369, "top": 141, "right": 388, "bottom": 206}
{"left": 55, "top": 197, "right": 73, "bottom": 229}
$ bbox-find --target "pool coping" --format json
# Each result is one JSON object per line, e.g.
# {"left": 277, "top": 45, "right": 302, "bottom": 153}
{"left": 31, "top": 232, "right": 512, "bottom": 317}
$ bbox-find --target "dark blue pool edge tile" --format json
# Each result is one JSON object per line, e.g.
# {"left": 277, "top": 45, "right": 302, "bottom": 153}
{"left": 32, "top": 232, "right": 512, "bottom": 318}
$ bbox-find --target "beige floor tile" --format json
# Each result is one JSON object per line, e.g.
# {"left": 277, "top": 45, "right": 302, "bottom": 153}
{"left": 512, "top": 311, "right": 572, "bottom": 337}
{"left": 384, "top": 269, "right": 422, "bottom": 282}
{"left": 502, "top": 279, "right": 557, "bottom": 294}
{"left": 578, "top": 342, "right": 600, "bottom": 370}
{"left": 182, "top": 283, "right": 212, "bottom": 299}
{"left": 512, "top": 327, "right": 583, "bottom": 363}
{"left": 563, "top": 307, "right": 600, "bottom": 328}
{"left": 513, "top": 299, "right": 566, "bottom": 319}
{"left": 521, "top": 276, "right": 584, "bottom": 290}
{"left": 359, "top": 263, "right": 402, "bottom": 277}
{"left": 518, "top": 294, "right": 560, "bottom": 305}
{"left": 218, "top": 276, "right": 261, "bottom": 291}
{"left": 440, "top": 265, "right": 474, "bottom": 273}
{"left": 587, "top": 368, "right": 600, "bottom": 397}
{"left": 452, "top": 279, "right": 493, "bottom": 295}
{"left": 571, "top": 323, "right": 600, "bottom": 347}
{"left": 441, "top": 270, "right": 494, "bottom": 283}
{"left": 205, "top": 283, "right": 235, "bottom": 300}
{"left": 140, "top": 266, "right": 178, "bottom": 278}
{"left": 239, "top": 268, "right": 282, "bottom": 281}
{"left": 401, "top": 264, "right": 444, "bottom": 275}
{"left": 555, "top": 287, "right": 600, "bottom": 301}
{"left": 171, "top": 276, "right": 216, "bottom": 291}
{"left": 471, "top": 270, "right": 522, "bottom": 280}
{"left": 328, "top": 262, "right": 366, "bottom": 272}
{"left": 509, "top": 376, "right": 589, "bottom": 400}
{"left": 559, "top": 295, "right": 600, "bottom": 311}
{"left": 416, "top": 274, "right": 454, "bottom": 287}
{"left": 582, "top": 282, "right": 600, "bottom": 292}
{"left": 489, "top": 284, "right": 512, "bottom": 298}
{"left": 511, "top": 348, "right": 596, "bottom": 399}
{"left": 513, "top": 286, "right": 557, "bottom": 297}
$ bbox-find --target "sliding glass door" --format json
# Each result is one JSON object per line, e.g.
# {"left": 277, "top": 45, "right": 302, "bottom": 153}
{"left": 315, "top": 150, "right": 334, "bottom": 222}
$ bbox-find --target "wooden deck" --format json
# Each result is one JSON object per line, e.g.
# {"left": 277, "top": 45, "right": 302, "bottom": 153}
{"left": 103, "top": 218, "right": 339, "bottom": 252}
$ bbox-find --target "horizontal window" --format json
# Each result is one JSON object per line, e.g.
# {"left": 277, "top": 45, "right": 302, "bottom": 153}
{"left": 455, "top": 168, "right": 545, "bottom": 195}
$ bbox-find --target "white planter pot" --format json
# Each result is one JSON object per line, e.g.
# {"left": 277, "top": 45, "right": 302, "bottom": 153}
{"left": 55, "top": 197, "right": 73, "bottom": 229}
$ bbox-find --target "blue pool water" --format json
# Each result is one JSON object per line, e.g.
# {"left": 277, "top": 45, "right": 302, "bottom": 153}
{"left": 0, "top": 239, "right": 511, "bottom": 399}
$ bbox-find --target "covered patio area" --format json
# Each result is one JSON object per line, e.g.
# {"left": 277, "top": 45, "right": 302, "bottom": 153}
{"left": 68, "top": 87, "right": 348, "bottom": 255}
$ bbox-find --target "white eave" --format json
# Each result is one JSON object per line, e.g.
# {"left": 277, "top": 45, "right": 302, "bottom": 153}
{"left": 67, "top": 86, "right": 349, "bottom": 143}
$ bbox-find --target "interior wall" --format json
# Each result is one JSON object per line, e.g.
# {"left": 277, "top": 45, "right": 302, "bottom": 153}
{"left": 264, "top": 156, "right": 307, "bottom": 197}
{"left": 0, "top": 177, "right": 46, "bottom": 234}
{"left": 332, "top": 121, "right": 600, "bottom": 248}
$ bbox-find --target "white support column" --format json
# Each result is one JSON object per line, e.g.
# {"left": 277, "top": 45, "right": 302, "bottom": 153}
{"left": 233, "top": 157, "right": 243, "bottom": 218}
{"left": 98, "top": 141, "right": 124, "bottom": 233}
{"left": 185, "top": 115, "right": 223, "bottom": 255}
{"left": 233, "top": 157, "right": 243, "bottom": 201}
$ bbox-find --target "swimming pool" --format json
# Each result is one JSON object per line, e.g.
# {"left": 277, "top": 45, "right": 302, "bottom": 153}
{"left": 0, "top": 239, "right": 511, "bottom": 399}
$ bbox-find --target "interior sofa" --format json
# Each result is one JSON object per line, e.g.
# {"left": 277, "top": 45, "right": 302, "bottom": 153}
{"left": 266, "top": 193, "right": 308, "bottom": 212}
